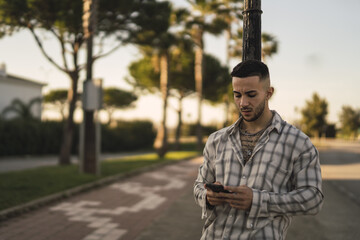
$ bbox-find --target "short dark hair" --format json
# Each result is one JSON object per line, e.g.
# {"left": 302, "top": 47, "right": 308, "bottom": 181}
{"left": 230, "top": 60, "right": 270, "bottom": 80}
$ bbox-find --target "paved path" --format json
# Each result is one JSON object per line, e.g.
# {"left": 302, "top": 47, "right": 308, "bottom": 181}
{"left": 0, "top": 152, "right": 151, "bottom": 173}
{"left": 0, "top": 157, "right": 204, "bottom": 240}
{"left": 1, "top": 141, "right": 360, "bottom": 240}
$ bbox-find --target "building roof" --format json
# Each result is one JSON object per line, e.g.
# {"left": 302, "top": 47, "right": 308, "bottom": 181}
{"left": 0, "top": 73, "right": 47, "bottom": 87}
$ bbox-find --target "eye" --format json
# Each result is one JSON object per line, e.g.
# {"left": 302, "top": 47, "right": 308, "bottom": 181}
{"left": 248, "top": 94, "right": 257, "bottom": 98}
{"left": 234, "top": 94, "right": 242, "bottom": 98}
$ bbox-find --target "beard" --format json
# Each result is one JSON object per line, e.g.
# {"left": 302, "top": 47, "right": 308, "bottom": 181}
{"left": 239, "top": 99, "right": 266, "bottom": 122}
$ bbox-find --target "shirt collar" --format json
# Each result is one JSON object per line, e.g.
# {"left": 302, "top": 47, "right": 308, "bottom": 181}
{"left": 227, "top": 110, "right": 284, "bottom": 136}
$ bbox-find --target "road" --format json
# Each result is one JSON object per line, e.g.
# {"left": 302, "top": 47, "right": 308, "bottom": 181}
{"left": 135, "top": 142, "right": 360, "bottom": 240}
{"left": 286, "top": 142, "right": 360, "bottom": 240}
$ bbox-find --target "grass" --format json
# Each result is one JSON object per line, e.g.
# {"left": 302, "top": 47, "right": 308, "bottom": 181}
{"left": 0, "top": 151, "right": 199, "bottom": 212}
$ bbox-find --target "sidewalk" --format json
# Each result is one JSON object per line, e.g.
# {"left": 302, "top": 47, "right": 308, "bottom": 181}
{"left": 0, "top": 152, "right": 151, "bottom": 173}
{"left": 0, "top": 157, "right": 205, "bottom": 240}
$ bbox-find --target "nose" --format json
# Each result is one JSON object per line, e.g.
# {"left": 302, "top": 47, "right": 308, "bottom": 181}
{"left": 240, "top": 97, "right": 249, "bottom": 107}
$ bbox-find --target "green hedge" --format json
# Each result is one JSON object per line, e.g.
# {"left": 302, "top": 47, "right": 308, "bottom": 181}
{"left": 101, "top": 121, "right": 156, "bottom": 152}
{"left": 182, "top": 123, "right": 218, "bottom": 137}
{"left": 0, "top": 119, "right": 155, "bottom": 156}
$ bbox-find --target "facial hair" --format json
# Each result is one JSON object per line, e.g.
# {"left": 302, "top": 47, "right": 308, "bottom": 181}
{"left": 240, "top": 99, "right": 266, "bottom": 122}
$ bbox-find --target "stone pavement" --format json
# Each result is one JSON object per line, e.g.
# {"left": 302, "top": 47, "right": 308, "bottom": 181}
{"left": 0, "top": 157, "right": 205, "bottom": 240}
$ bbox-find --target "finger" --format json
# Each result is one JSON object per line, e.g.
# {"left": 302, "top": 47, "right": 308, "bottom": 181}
{"left": 228, "top": 201, "right": 242, "bottom": 208}
{"left": 208, "top": 196, "right": 223, "bottom": 201}
{"left": 224, "top": 198, "right": 247, "bottom": 208}
{"left": 217, "top": 192, "right": 235, "bottom": 199}
{"left": 207, "top": 191, "right": 224, "bottom": 198}
{"left": 220, "top": 192, "right": 246, "bottom": 201}
{"left": 219, "top": 194, "right": 245, "bottom": 202}
{"left": 223, "top": 185, "right": 238, "bottom": 192}
{"left": 224, "top": 185, "right": 248, "bottom": 193}
{"left": 209, "top": 198, "right": 224, "bottom": 204}
{"left": 228, "top": 199, "right": 248, "bottom": 208}
{"left": 208, "top": 197, "right": 225, "bottom": 205}
{"left": 225, "top": 198, "right": 242, "bottom": 204}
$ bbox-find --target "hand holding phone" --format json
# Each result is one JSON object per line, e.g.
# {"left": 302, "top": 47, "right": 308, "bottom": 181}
{"left": 205, "top": 183, "right": 231, "bottom": 193}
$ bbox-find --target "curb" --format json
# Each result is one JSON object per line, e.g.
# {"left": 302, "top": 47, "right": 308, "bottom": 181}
{"left": 0, "top": 155, "right": 201, "bottom": 222}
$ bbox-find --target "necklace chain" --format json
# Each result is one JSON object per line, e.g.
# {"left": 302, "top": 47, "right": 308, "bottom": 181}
{"left": 239, "top": 114, "right": 274, "bottom": 162}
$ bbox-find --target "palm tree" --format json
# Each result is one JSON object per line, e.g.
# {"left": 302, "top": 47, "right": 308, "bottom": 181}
{"left": 2, "top": 97, "right": 42, "bottom": 120}
{"left": 216, "top": 0, "right": 244, "bottom": 127}
{"left": 132, "top": 2, "right": 174, "bottom": 157}
{"left": 169, "top": 39, "right": 195, "bottom": 150}
{"left": 180, "top": 0, "right": 229, "bottom": 149}
{"left": 153, "top": 44, "right": 172, "bottom": 157}
{"left": 128, "top": 36, "right": 195, "bottom": 152}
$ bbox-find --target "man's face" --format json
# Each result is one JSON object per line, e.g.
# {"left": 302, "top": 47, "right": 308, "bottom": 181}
{"left": 232, "top": 76, "right": 271, "bottom": 122}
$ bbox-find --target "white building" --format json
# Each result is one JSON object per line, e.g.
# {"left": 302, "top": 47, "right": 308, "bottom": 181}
{"left": 0, "top": 64, "right": 46, "bottom": 120}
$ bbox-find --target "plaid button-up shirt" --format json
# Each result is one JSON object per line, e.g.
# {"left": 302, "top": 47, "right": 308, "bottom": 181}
{"left": 194, "top": 111, "right": 323, "bottom": 240}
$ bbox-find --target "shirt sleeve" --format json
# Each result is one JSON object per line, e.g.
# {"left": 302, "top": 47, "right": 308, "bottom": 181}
{"left": 193, "top": 134, "right": 217, "bottom": 219}
{"left": 247, "top": 138, "right": 324, "bottom": 229}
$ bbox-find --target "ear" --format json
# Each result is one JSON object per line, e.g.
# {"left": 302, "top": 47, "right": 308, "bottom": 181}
{"left": 266, "top": 87, "right": 274, "bottom": 100}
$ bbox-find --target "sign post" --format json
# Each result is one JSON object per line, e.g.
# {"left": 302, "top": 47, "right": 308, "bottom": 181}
{"left": 80, "top": 0, "right": 101, "bottom": 175}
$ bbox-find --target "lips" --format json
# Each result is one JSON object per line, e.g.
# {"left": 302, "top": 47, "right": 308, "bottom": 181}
{"left": 241, "top": 108, "right": 252, "bottom": 112}
{"left": 242, "top": 111, "right": 251, "bottom": 116}
{"left": 241, "top": 108, "right": 252, "bottom": 117}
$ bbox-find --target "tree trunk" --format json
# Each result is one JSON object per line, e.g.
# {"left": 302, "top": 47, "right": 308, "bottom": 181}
{"left": 107, "top": 108, "right": 114, "bottom": 125}
{"left": 223, "top": 94, "right": 230, "bottom": 127}
{"left": 59, "top": 73, "right": 79, "bottom": 165}
{"left": 175, "top": 93, "right": 184, "bottom": 150}
{"left": 194, "top": 26, "right": 204, "bottom": 150}
{"left": 223, "top": 28, "right": 231, "bottom": 127}
{"left": 154, "top": 52, "right": 169, "bottom": 157}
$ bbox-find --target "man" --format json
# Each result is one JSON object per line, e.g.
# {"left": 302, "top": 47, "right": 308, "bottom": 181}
{"left": 194, "top": 60, "right": 323, "bottom": 240}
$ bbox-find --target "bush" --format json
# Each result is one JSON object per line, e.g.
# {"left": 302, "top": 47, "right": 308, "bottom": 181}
{"left": 0, "top": 119, "right": 155, "bottom": 156}
{"left": 102, "top": 120, "right": 156, "bottom": 152}
{"left": 182, "top": 123, "right": 218, "bottom": 137}
{"left": 0, "top": 119, "right": 42, "bottom": 155}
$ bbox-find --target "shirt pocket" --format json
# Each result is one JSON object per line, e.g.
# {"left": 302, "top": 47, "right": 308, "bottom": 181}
{"left": 251, "top": 152, "right": 291, "bottom": 192}
{"left": 263, "top": 161, "right": 291, "bottom": 192}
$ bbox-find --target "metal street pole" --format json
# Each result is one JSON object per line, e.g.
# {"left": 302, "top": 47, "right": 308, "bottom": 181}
{"left": 80, "top": 0, "right": 100, "bottom": 175}
{"left": 242, "top": 0, "right": 262, "bottom": 61}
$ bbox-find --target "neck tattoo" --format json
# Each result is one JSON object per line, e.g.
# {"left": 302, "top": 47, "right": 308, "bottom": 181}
{"left": 239, "top": 114, "right": 273, "bottom": 162}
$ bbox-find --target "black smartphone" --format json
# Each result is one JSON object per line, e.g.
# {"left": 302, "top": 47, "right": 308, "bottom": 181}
{"left": 205, "top": 183, "right": 230, "bottom": 193}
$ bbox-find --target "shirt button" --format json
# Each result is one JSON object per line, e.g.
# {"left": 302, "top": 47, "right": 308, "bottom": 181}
{"left": 250, "top": 223, "right": 253, "bottom": 228}
{"left": 242, "top": 175, "right": 246, "bottom": 179}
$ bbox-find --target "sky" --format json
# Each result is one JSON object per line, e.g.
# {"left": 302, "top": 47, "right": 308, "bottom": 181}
{"left": 0, "top": 0, "right": 359, "bottom": 128}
